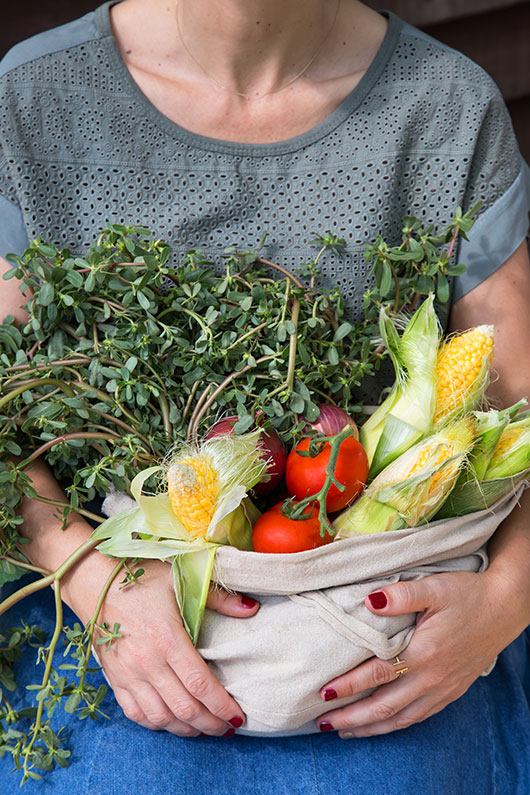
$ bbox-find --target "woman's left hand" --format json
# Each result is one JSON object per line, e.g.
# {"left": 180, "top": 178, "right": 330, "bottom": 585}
{"left": 317, "top": 569, "right": 528, "bottom": 737}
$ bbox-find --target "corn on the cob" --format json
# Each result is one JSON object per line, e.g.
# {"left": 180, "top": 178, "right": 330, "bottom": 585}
{"left": 334, "top": 416, "right": 476, "bottom": 537}
{"left": 433, "top": 325, "right": 493, "bottom": 425}
{"left": 165, "top": 432, "right": 265, "bottom": 544}
{"left": 168, "top": 457, "right": 219, "bottom": 538}
{"left": 435, "top": 403, "right": 530, "bottom": 518}
{"left": 93, "top": 431, "right": 266, "bottom": 644}
{"left": 485, "top": 415, "right": 530, "bottom": 480}
{"left": 360, "top": 295, "right": 440, "bottom": 479}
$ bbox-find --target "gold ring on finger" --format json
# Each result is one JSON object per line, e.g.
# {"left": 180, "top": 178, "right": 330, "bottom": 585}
{"left": 393, "top": 655, "right": 409, "bottom": 676}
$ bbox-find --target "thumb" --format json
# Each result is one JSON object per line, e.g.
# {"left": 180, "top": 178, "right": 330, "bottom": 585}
{"left": 206, "top": 585, "right": 260, "bottom": 617}
{"left": 365, "top": 579, "right": 435, "bottom": 616}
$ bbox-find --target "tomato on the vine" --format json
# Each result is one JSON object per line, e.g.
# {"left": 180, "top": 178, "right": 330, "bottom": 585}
{"left": 285, "top": 436, "right": 369, "bottom": 512}
{"left": 252, "top": 502, "right": 332, "bottom": 554}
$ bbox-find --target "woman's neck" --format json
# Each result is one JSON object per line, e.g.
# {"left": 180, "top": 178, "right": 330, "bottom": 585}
{"left": 110, "top": 0, "right": 388, "bottom": 143}
{"left": 120, "top": 0, "right": 348, "bottom": 97}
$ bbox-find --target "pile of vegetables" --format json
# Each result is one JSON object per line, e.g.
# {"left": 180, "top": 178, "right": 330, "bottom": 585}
{"left": 4, "top": 203, "right": 518, "bottom": 784}
{"left": 94, "top": 292, "right": 530, "bottom": 644}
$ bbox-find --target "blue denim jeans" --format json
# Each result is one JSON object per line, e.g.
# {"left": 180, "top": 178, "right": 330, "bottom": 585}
{"left": 1, "top": 582, "right": 530, "bottom": 795}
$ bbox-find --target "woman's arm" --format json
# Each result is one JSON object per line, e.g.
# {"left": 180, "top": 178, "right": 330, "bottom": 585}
{"left": 0, "top": 255, "right": 258, "bottom": 737}
{"left": 317, "top": 240, "right": 530, "bottom": 737}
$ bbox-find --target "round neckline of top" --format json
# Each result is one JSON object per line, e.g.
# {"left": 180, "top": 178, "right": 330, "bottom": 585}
{"left": 94, "top": 1, "right": 402, "bottom": 157}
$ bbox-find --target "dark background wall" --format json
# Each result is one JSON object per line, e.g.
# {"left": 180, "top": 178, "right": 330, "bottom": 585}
{"left": 1, "top": 0, "right": 529, "bottom": 159}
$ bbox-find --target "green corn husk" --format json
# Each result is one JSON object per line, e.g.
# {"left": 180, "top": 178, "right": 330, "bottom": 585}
{"left": 435, "top": 404, "right": 530, "bottom": 518}
{"left": 464, "top": 400, "right": 527, "bottom": 481}
{"left": 334, "top": 416, "right": 476, "bottom": 537}
{"left": 91, "top": 432, "right": 265, "bottom": 644}
{"left": 485, "top": 415, "right": 530, "bottom": 479}
{"left": 360, "top": 295, "right": 440, "bottom": 480}
{"left": 434, "top": 469, "right": 530, "bottom": 518}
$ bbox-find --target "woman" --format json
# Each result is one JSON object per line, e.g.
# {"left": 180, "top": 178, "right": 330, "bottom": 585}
{"left": 1, "top": 0, "right": 530, "bottom": 791}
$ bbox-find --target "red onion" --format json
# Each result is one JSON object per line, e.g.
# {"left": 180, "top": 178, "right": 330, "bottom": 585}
{"left": 308, "top": 403, "right": 359, "bottom": 440}
{"left": 205, "top": 416, "right": 287, "bottom": 496}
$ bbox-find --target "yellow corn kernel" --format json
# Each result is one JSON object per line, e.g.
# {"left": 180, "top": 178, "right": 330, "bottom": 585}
{"left": 167, "top": 457, "right": 219, "bottom": 538}
{"left": 434, "top": 326, "right": 493, "bottom": 424}
{"left": 407, "top": 441, "right": 457, "bottom": 494}
{"left": 492, "top": 427, "right": 524, "bottom": 458}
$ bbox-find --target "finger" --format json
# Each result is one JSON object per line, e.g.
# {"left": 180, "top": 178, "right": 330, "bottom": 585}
{"left": 317, "top": 674, "right": 424, "bottom": 732}
{"left": 207, "top": 586, "right": 260, "bottom": 617}
{"left": 125, "top": 681, "right": 202, "bottom": 736}
{"left": 113, "top": 685, "right": 195, "bottom": 735}
{"left": 320, "top": 655, "right": 405, "bottom": 702}
{"left": 364, "top": 578, "right": 444, "bottom": 617}
{"left": 166, "top": 625, "right": 247, "bottom": 728}
{"left": 150, "top": 666, "right": 235, "bottom": 736}
{"left": 338, "top": 694, "right": 437, "bottom": 738}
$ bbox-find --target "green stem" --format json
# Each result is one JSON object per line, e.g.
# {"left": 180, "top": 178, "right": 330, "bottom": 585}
{"left": 31, "top": 495, "right": 105, "bottom": 524}
{"left": 178, "top": 305, "right": 213, "bottom": 340}
{"left": 389, "top": 261, "right": 401, "bottom": 313}
{"left": 89, "top": 410, "right": 152, "bottom": 448}
{"left": 59, "top": 322, "right": 83, "bottom": 341}
{"left": 0, "top": 555, "right": 51, "bottom": 576}
{"left": 22, "top": 581, "right": 63, "bottom": 781}
{"left": 188, "top": 383, "right": 215, "bottom": 435}
{"left": 26, "top": 432, "right": 120, "bottom": 464}
{"left": 188, "top": 354, "right": 278, "bottom": 439}
{"left": 5, "top": 357, "right": 92, "bottom": 375}
{"left": 446, "top": 224, "right": 460, "bottom": 261}
{"left": 69, "top": 382, "right": 139, "bottom": 426}
{"left": 0, "top": 379, "right": 75, "bottom": 408}
{"left": 159, "top": 393, "right": 172, "bottom": 439}
{"left": 284, "top": 425, "right": 355, "bottom": 537}
{"left": 256, "top": 257, "right": 305, "bottom": 289}
{"left": 279, "top": 279, "right": 291, "bottom": 325}
{"left": 78, "top": 559, "right": 125, "bottom": 690}
{"left": 182, "top": 381, "right": 201, "bottom": 425}
{"left": 286, "top": 299, "right": 300, "bottom": 394}
{"left": 225, "top": 322, "right": 268, "bottom": 352}
{"left": 311, "top": 244, "right": 328, "bottom": 289}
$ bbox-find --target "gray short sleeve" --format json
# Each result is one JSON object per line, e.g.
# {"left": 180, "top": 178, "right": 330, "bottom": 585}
{"left": 0, "top": 156, "right": 29, "bottom": 259}
{"left": 450, "top": 78, "right": 530, "bottom": 300}
{"left": 452, "top": 159, "right": 530, "bottom": 300}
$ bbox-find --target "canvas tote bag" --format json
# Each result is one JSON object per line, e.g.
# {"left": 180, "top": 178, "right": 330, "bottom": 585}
{"left": 196, "top": 489, "right": 522, "bottom": 735}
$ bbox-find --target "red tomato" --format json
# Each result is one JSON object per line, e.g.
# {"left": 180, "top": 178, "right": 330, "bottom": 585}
{"left": 285, "top": 436, "right": 369, "bottom": 512}
{"left": 252, "top": 502, "right": 332, "bottom": 554}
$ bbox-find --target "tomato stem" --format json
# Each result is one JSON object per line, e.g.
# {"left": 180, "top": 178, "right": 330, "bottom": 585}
{"left": 282, "top": 425, "right": 355, "bottom": 537}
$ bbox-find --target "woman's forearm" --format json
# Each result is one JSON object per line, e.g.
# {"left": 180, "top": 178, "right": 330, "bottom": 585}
{"left": 484, "top": 488, "right": 530, "bottom": 629}
{"left": 19, "top": 458, "right": 96, "bottom": 568}
{"left": 17, "top": 458, "right": 116, "bottom": 616}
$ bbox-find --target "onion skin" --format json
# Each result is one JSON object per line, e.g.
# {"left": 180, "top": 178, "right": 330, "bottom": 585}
{"left": 205, "top": 416, "right": 287, "bottom": 496}
{"left": 309, "top": 404, "right": 359, "bottom": 440}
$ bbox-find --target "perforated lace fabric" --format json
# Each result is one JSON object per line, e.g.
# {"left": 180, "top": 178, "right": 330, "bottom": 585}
{"left": 0, "top": 5, "right": 524, "bottom": 401}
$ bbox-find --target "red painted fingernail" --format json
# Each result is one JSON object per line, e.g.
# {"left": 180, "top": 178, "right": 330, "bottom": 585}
{"left": 368, "top": 591, "right": 388, "bottom": 609}
{"left": 319, "top": 721, "right": 334, "bottom": 732}
{"left": 229, "top": 716, "right": 244, "bottom": 728}
{"left": 223, "top": 728, "right": 236, "bottom": 738}
{"left": 241, "top": 595, "right": 258, "bottom": 609}
{"left": 323, "top": 689, "right": 337, "bottom": 702}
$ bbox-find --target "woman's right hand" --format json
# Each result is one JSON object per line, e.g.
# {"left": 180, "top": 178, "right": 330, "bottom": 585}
{"left": 62, "top": 553, "right": 259, "bottom": 737}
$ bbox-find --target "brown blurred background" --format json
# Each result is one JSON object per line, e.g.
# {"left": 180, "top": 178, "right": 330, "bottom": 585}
{"left": 1, "top": 0, "right": 529, "bottom": 159}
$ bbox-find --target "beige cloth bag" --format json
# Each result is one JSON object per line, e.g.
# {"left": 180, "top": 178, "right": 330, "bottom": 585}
{"left": 197, "top": 490, "right": 522, "bottom": 735}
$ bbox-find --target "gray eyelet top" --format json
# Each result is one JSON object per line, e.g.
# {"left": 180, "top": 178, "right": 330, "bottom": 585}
{"left": 1, "top": 2, "right": 529, "bottom": 400}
